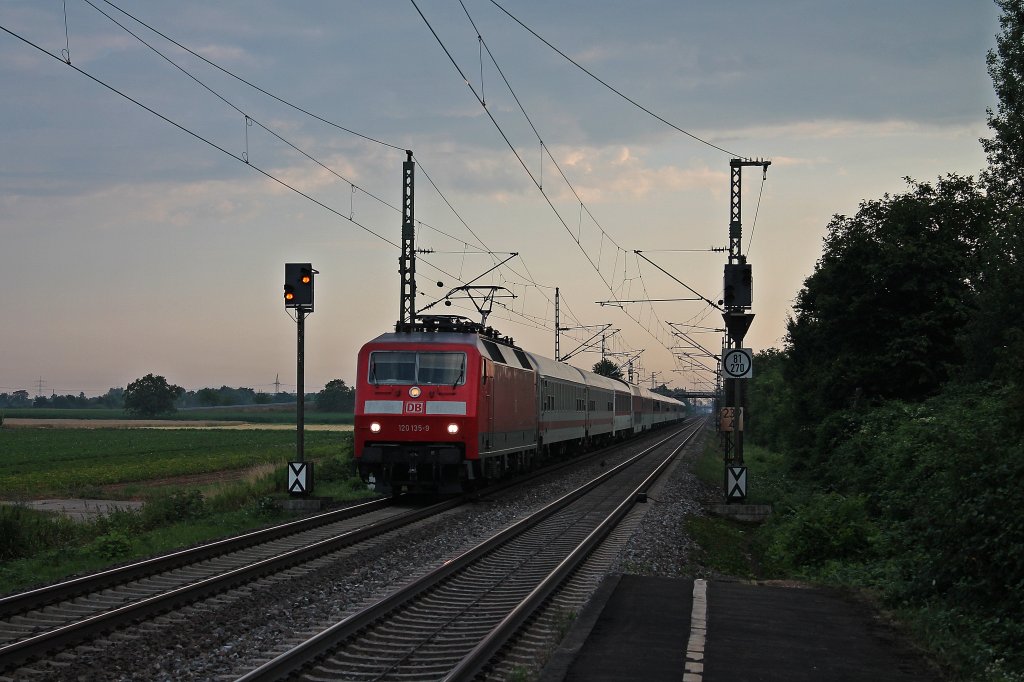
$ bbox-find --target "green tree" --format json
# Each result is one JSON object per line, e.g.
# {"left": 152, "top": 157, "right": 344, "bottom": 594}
{"left": 981, "top": 0, "right": 1024, "bottom": 204}
{"left": 316, "top": 379, "right": 355, "bottom": 412}
{"left": 98, "top": 387, "right": 124, "bottom": 409}
{"left": 197, "top": 388, "right": 220, "bottom": 407}
{"left": 591, "top": 358, "right": 624, "bottom": 381}
{"left": 746, "top": 348, "right": 793, "bottom": 451}
{"left": 784, "top": 176, "right": 993, "bottom": 452}
{"left": 123, "top": 374, "right": 184, "bottom": 417}
{"left": 966, "top": 0, "right": 1024, "bottom": 401}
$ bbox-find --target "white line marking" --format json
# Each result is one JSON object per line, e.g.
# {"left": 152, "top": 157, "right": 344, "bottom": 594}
{"left": 683, "top": 578, "right": 707, "bottom": 682}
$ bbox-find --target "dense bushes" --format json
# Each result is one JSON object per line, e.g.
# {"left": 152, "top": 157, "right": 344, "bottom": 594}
{"left": 0, "top": 505, "right": 82, "bottom": 561}
{"left": 823, "top": 388, "right": 1024, "bottom": 667}
{"left": 765, "top": 492, "right": 878, "bottom": 570}
{"left": 748, "top": 362, "right": 1024, "bottom": 677}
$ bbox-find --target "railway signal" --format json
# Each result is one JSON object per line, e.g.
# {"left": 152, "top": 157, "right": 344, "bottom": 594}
{"left": 284, "top": 262, "right": 317, "bottom": 498}
{"left": 284, "top": 262, "right": 315, "bottom": 310}
{"left": 720, "top": 158, "right": 769, "bottom": 504}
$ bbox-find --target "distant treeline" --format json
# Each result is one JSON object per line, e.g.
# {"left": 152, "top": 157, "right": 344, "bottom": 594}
{"left": 0, "top": 379, "right": 355, "bottom": 413}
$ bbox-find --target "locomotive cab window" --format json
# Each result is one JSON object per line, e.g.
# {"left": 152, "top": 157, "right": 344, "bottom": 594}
{"left": 419, "top": 352, "right": 466, "bottom": 385}
{"left": 369, "top": 351, "right": 467, "bottom": 386}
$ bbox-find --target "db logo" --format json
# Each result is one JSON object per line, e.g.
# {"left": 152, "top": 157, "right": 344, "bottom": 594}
{"left": 405, "top": 402, "right": 425, "bottom": 414}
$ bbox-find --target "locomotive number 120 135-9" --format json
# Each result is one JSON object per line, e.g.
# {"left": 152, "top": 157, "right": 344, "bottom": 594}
{"left": 398, "top": 424, "right": 430, "bottom": 432}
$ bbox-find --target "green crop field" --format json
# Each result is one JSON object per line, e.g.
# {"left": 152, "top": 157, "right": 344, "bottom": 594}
{"left": 0, "top": 408, "right": 353, "bottom": 424}
{"left": 0, "top": 428, "right": 349, "bottom": 497}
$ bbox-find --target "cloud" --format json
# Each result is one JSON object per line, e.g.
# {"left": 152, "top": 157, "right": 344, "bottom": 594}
{"left": 722, "top": 117, "right": 988, "bottom": 143}
{"left": 191, "top": 43, "right": 250, "bottom": 64}
{"left": 546, "top": 144, "right": 725, "bottom": 202}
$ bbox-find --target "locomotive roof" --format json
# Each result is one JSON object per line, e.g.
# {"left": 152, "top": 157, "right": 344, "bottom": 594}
{"left": 366, "top": 331, "right": 485, "bottom": 346}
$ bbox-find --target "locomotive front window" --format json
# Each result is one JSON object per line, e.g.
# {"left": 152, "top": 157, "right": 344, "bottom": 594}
{"left": 369, "top": 351, "right": 466, "bottom": 386}
{"left": 418, "top": 352, "right": 466, "bottom": 385}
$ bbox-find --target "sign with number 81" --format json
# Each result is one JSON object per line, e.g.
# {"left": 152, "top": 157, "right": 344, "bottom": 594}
{"left": 722, "top": 348, "right": 753, "bottom": 379}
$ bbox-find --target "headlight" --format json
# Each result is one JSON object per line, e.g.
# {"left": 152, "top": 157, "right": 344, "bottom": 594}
{"left": 447, "top": 423, "right": 459, "bottom": 435}
{"left": 370, "top": 422, "right": 381, "bottom": 433}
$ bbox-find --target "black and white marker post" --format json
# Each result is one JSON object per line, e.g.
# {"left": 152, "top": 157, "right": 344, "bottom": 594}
{"left": 284, "top": 263, "right": 317, "bottom": 497}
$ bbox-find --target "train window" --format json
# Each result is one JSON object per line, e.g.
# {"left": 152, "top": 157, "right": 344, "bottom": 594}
{"left": 368, "top": 351, "right": 466, "bottom": 386}
{"left": 418, "top": 352, "right": 467, "bottom": 385}
{"left": 369, "top": 351, "right": 416, "bottom": 384}
{"left": 589, "top": 400, "right": 596, "bottom": 411}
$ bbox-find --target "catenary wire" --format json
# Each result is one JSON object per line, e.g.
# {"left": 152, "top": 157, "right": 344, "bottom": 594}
{"left": 414, "top": 0, "right": 694, "bottom": 378}
{"left": 487, "top": 0, "right": 748, "bottom": 159}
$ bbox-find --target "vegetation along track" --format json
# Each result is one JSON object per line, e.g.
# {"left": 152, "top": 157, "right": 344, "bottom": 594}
{"left": 236, "top": 421, "right": 703, "bottom": 681}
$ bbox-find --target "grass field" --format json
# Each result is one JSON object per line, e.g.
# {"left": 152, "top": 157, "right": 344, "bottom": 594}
{"left": 0, "top": 408, "right": 353, "bottom": 424}
{"left": 0, "top": 425, "right": 368, "bottom": 593}
{"left": 0, "top": 428, "right": 351, "bottom": 498}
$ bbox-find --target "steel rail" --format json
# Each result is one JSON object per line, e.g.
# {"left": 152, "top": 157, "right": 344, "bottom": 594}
{"left": 0, "top": 496, "right": 463, "bottom": 671}
{"left": 0, "top": 496, "right": 392, "bottom": 620}
{"left": 234, "top": 423, "right": 696, "bottom": 682}
{"left": 0, "top": 418, "right": 695, "bottom": 675}
{"left": 2, "top": 413, "right": 696, "bottom": 622}
{"left": 0, "top": 419, "right": 684, "bottom": 622}
{"left": 445, "top": 419, "right": 704, "bottom": 681}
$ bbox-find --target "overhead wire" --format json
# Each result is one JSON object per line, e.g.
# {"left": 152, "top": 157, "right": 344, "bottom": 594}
{"left": 1, "top": 16, "right": 499, "bottom": 301}
{"left": 486, "top": 0, "right": 747, "bottom": 159}
{"left": 98, "top": 0, "right": 405, "bottom": 152}
{"left": 89, "top": 0, "right": 504, "bottom": 263}
{"left": 0, "top": 23, "right": 400, "bottom": 249}
{"left": 91, "top": 0, "right": 585, "bottom": 341}
{"left": 746, "top": 171, "right": 769, "bottom": 253}
{"left": 414, "top": 0, "right": 697, "bottom": 378}
{"left": 463, "top": 4, "right": 726, "bottom": 384}
{"left": 9, "top": 4, "right": 573, "bottom": 339}
{"left": 11, "top": 3, "right": 748, "bottom": 387}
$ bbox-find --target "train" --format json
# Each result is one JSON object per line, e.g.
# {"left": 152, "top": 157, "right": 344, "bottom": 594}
{"left": 353, "top": 315, "right": 688, "bottom": 494}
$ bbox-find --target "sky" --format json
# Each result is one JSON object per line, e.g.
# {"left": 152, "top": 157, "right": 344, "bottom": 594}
{"left": 0, "top": 0, "right": 1002, "bottom": 398}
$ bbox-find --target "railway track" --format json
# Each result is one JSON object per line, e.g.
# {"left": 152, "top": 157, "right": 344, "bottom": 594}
{"left": 236, "top": 421, "right": 703, "bottom": 681}
{"left": 0, "top": 425, "right": 694, "bottom": 678}
{"left": 0, "top": 496, "right": 456, "bottom": 673}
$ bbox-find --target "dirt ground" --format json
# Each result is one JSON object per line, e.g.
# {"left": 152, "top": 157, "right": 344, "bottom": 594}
{"left": 0, "top": 498, "right": 146, "bottom": 521}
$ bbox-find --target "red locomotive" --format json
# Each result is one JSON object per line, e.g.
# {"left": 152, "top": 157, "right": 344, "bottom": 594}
{"left": 354, "top": 316, "right": 686, "bottom": 494}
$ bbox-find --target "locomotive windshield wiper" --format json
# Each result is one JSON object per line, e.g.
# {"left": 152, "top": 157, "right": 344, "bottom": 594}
{"left": 370, "top": 359, "right": 379, "bottom": 386}
{"left": 453, "top": 359, "right": 465, "bottom": 388}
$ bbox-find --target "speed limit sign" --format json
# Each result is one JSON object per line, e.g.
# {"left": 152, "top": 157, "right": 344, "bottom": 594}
{"left": 722, "top": 348, "right": 753, "bottom": 379}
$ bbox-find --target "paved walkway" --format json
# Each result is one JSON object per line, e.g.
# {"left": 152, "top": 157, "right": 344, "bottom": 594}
{"left": 542, "top": 575, "right": 939, "bottom": 682}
